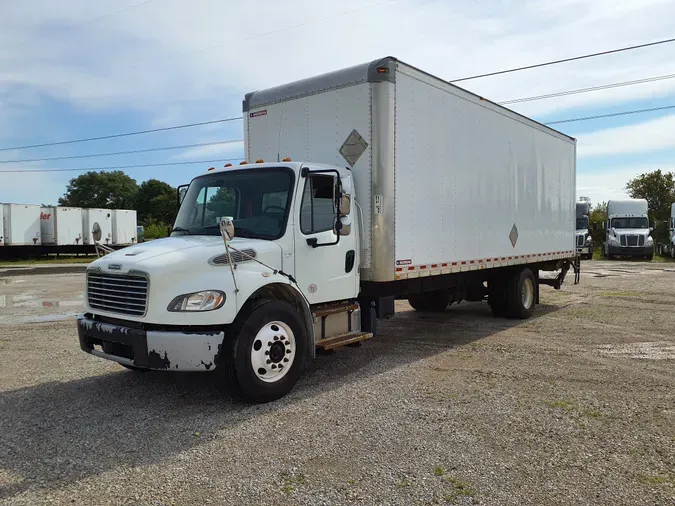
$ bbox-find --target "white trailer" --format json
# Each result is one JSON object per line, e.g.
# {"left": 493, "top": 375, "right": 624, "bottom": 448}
{"left": 77, "top": 57, "right": 578, "bottom": 403}
{"left": 41, "top": 207, "right": 84, "bottom": 246}
{"left": 82, "top": 208, "right": 112, "bottom": 245}
{"left": 111, "top": 209, "right": 138, "bottom": 245}
{"left": 2, "top": 204, "right": 41, "bottom": 246}
{"left": 603, "top": 199, "right": 653, "bottom": 260}
{"left": 0, "top": 205, "right": 4, "bottom": 246}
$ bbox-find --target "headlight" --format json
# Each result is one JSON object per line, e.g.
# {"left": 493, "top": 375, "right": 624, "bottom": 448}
{"left": 168, "top": 290, "right": 225, "bottom": 312}
{"left": 646, "top": 236, "right": 654, "bottom": 245}
{"left": 586, "top": 236, "right": 592, "bottom": 245}
{"left": 609, "top": 237, "right": 619, "bottom": 245}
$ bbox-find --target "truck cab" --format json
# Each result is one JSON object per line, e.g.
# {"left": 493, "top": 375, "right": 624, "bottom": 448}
{"left": 78, "top": 161, "right": 363, "bottom": 403}
{"left": 603, "top": 199, "right": 653, "bottom": 260}
{"left": 575, "top": 201, "right": 592, "bottom": 260}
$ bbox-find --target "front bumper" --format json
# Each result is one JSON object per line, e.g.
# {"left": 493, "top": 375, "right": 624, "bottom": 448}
{"left": 77, "top": 315, "right": 223, "bottom": 371}
{"left": 576, "top": 246, "right": 591, "bottom": 255}
{"left": 607, "top": 244, "right": 653, "bottom": 257}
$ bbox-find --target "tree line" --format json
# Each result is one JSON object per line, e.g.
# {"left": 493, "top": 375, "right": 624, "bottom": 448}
{"left": 57, "top": 171, "right": 178, "bottom": 239}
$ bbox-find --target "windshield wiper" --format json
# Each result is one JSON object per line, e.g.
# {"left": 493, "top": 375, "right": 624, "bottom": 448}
{"left": 171, "top": 227, "right": 192, "bottom": 235}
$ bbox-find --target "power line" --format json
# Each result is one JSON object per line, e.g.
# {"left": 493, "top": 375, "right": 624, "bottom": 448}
{"left": 0, "top": 116, "right": 242, "bottom": 152}
{"left": 545, "top": 104, "right": 675, "bottom": 125}
{"left": 0, "top": 139, "right": 243, "bottom": 164}
{"left": 450, "top": 36, "right": 675, "bottom": 82}
{"left": 499, "top": 73, "right": 675, "bottom": 105}
{"left": 0, "top": 158, "right": 243, "bottom": 173}
{"left": 4, "top": 103, "right": 675, "bottom": 173}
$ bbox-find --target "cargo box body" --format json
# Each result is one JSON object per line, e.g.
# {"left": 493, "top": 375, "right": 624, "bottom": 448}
{"left": 0, "top": 205, "right": 4, "bottom": 246}
{"left": 41, "top": 207, "right": 84, "bottom": 246}
{"left": 111, "top": 209, "right": 138, "bottom": 245}
{"left": 82, "top": 208, "right": 113, "bottom": 245}
{"left": 2, "top": 204, "right": 41, "bottom": 246}
{"left": 244, "top": 57, "right": 576, "bottom": 283}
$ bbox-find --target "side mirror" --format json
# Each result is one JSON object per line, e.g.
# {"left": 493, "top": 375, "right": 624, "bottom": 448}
{"left": 219, "top": 216, "right": 235, "bottom": 243}
{"left": 339, "top": 192, "right": 351, "bottom": 216}
{"left": 177, "top": 184, "right": 189, "bottom": 206}
{"left": 650, "top": 227, "right": 654, "bottom": 232}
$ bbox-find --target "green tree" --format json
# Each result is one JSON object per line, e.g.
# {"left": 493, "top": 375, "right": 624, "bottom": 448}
{"left": 589, "top": 201, "right": 607, "bottom": 247}
{"left": 625, "top": 169, "right": 675, "bottom": 243}
{"left": 58, "top": 171, "right": 138, "bottom": 209}
{"left": 135, "top": 179, "right": 177, "bottom": 224}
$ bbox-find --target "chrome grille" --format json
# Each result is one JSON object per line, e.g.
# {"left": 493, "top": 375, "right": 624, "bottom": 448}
{"left": 87, "top": 272, "right": 148, "bottom": 316}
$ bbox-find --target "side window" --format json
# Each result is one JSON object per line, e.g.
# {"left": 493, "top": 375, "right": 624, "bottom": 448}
{"left": 300, "top": 175, "right": 337, "bottom": 235}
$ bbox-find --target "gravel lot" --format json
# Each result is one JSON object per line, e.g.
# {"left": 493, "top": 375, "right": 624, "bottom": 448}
{"left": 0, "top": 262, "right": 673, "bottom": 505}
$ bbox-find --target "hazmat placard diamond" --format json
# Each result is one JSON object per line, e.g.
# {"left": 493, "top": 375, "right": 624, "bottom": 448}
{"left": 509, "top": 224, "right": 519, "bottom": 248}
{"left": 339, "top": 129, "right": 368, "bottom": 166}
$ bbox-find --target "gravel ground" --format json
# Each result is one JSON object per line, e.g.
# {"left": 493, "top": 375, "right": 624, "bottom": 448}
{"left": 0, "top": 263, "right": 673, "bottom": 505}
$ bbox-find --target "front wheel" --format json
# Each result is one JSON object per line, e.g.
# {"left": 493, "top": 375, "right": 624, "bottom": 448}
{"left": 221, "top": 300, "right": 308, "bottom": 403}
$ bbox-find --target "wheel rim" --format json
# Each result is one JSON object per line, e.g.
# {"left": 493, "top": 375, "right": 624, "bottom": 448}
{"left": 521, "top": 277, "right": 534, "bottom": 309}
{"left": 250, "top": 321, "right": 296, "bottom": 383}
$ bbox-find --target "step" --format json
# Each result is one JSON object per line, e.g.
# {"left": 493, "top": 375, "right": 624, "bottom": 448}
{"left": 316, "top": 331, "right": 373, "bottom": 351}
{"left": 313, "top": 302, "right": 360, "bottom": 319}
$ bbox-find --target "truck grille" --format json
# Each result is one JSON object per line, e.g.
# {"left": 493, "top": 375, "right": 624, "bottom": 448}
{"left": 87, "top": 272, "right": 148, "bottom": 316}
{"left": 620, "top": 235, "right": 644, "bottom": 247}
{"left": 576, "top": 235, "right": 585, "bottom": 247}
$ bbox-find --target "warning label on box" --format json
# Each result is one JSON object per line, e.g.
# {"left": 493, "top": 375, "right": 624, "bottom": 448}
{"left": 396, "top": 259, "right": 413, "bottom": 266}
{"left": 249, "top": 110, "right": 267, "bottom": 118}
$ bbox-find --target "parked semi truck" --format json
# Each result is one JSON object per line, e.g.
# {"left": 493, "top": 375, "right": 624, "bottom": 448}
{"left": 576, "top": 201, "right": 593, "bottom": 260}
{"left": 657, "top": 203, "right": 675, "bottom": 258}
{"left": 603, "top": 199, "right": 653, "bottom": 260}
{"left": 77, "top": 57, "right": 578, "bottom": 403}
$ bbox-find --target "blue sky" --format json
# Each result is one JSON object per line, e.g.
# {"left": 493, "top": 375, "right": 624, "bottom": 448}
{"left": 1, "top": 0, "right": 674, "bottom": 208}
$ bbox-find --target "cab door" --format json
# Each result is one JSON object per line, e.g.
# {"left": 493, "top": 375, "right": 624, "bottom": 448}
{"left": 293, "top": 168, "right": 358, "bottom": 304}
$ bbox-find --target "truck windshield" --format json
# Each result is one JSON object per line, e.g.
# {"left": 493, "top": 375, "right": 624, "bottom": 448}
{"left": 611, "top": 217, "right": 649, "bottom": 229}
{"left": 576, "top": 217, "right": 589, "bottom": 229}
{"left": 173, "top": 168, "right": 294, "bottom": 239}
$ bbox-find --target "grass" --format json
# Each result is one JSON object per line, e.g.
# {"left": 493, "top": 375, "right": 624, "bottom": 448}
{"left": 545, "top": 400, "right": 575, "bottom": 412}
{"left": 637, "top": 473, "right": 673, "bottom": 486}
{"left": 396, "top": 477, "right": 411, "bottom": 489}
{"left": 444, "top": 476, "right": 475, "bottom": 503}
{"left": 281, "top": 473, "right": 307, "bottom": 495}
{"left": 597, "top": 291, "right": 642, "bottom": 297}
{"left": 0, "top": 256, "right": 94, "bottom": 266}
{"left": 434, "top": 466, "right": 445, "bottom": 477}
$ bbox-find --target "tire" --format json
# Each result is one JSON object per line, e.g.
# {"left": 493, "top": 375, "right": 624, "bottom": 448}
{"left": 488, "top": 280, "right": 508, "bottom": 317}
{"left": 506, "top": 268, "right": 536, "bottom": 320}
{"left": 220, "top": 300, "right": 308, "bottom": 403}
{"left": 408, "top": 290, "right": 451, "bottom": 312}
{"left": 646, "top": 254, "right": 654, "bottom": 261}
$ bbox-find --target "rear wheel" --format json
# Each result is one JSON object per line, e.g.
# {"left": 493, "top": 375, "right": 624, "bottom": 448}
{"left": 220, "top": 300, "right": 307, "bottom": 403}
{"left": 408, "top": 290, "right": 451, "bottom": 312}
{"left": 506, "top": 268, "right": 536, "bottom": 319}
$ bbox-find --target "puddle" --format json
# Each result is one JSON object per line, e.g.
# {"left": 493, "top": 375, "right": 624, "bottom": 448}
{"left": 0, "top": 294, "right": 84, "bottom": 309}
{"left": 597, "top": 341, "right": 675, "bottom": 360}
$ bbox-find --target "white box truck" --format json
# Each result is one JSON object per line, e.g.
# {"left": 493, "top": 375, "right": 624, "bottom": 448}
{"left": 82, "top": 208, "right": 112, "bottom": 245}
{"left": 111, "top": 209, "right": 138, "bottom": 245}
{"left": 41, "top": 207, "right": 84, "bottom": 246}
{"left": 77, "top": 57, "right": 578, "bottom": 403}
{"left": 0, "top": 205, "right": 4, "bottom": 246}
{"left": 2, "top": 204, "right": 41, "bottom": 246}
{"left": 603, "top": 199, "right": 653, "bottom": 260}
{"left": 576, "top": 201, "right": 593, "bottom": 260}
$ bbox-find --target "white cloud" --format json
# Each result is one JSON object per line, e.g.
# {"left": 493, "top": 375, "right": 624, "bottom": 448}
{"left": 577, "top": 114, "right": 675, "bottom": 157}
{"left": 576, "top": 164, "right": 675, "bottom": 205}
{"left": 1, "top": 0, "right": 674, "bottom": 122}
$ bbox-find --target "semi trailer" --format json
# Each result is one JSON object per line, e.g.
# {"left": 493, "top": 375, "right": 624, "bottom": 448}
{"left": 77, "top": 57, "right": 579, "bottom": 403}
{"left": 657, "top": 203, "right": 675, "bottom": 258}
{"left": 603, "top": 199, "right": 653, "bottom": 260}
{"left": 576, "top": 201, "right": 593, "bottom": 260}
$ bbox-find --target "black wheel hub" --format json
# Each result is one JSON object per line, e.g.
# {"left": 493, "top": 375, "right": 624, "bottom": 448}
{"left": 269, "top": 342, "right": 285, "bottom": 363}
